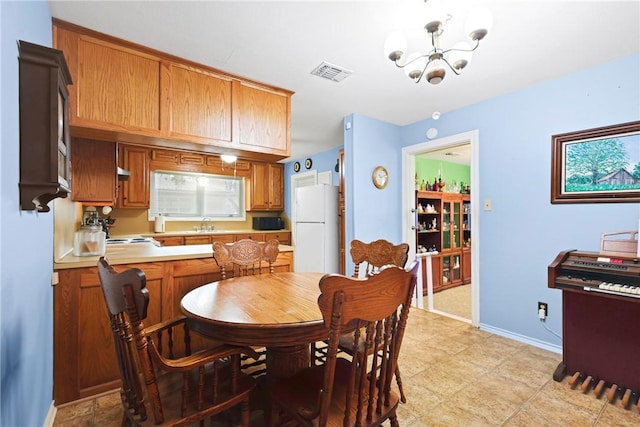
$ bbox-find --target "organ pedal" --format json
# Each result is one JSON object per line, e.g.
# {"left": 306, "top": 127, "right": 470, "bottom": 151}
{"left": 621, "top": 388, "right": 632, "bottom": 408}
{"left": 593, "top": 379, "right": 606, "bottom": 398}
{"left": 607, "top": 384, "right": 618, "bottom": 403}
{"left": 580, "top": 375, "right": 593, "bottom": 393}
{"left": 568, "top": 371, "right": 581, "bottom": 388}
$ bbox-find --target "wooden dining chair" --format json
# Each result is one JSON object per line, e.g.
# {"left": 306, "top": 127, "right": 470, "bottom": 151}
{"left": 97, "top": 257, "right": 258, "bottom": 427}
{"left": 351, "top": 239, "right": 410, "bottom": 278}
{"left": 213, "top": 238, "right": 280, "bottom": 377}
{"left": 213, "top": 238, "right": 280, "bottom": 279}
{"left": 313, "top": 239, "right": 411, "bottom": 402}
{"left": 268, "top": 261, "right": 419, "bottom": 427}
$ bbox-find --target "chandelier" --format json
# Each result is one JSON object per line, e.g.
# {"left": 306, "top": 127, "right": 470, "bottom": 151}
{"left": 384, "top": 1, "right": 493, "bottom": 85}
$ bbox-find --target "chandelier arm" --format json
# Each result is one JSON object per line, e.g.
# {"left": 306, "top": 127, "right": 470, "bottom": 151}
{"left": 441, "top": 38, "right": 481, "bottom": 56}
{"left": 392, "top": 54, "right": 430, "bottom": 70}
{"left": 414, "top": 59, "right": 432, "bottom": 84}
{"left": 440, "top": 56, "right": 462, "bottom": 76}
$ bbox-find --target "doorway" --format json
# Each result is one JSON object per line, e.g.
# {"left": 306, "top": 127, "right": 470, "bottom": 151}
{"left": 401, "top": 130, "right": 480, "bottom": 326}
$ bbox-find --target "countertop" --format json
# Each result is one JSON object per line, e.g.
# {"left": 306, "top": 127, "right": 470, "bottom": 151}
{"left": 54, "top": 242, "right": 295, "bottom": 270}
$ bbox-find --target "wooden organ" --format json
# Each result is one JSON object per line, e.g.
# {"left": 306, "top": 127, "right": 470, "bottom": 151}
{"left": 548, "top": 250, "right": 640, "bottom": 410}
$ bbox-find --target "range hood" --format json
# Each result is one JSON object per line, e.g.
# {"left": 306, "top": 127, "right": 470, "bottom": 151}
{"left": 117, "top": 167, "right": 130, "bottom": 181}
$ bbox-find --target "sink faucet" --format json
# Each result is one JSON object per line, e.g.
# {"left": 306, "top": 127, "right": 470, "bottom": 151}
{"left": 200, "top": 217, "right": 211, "bottom": 231}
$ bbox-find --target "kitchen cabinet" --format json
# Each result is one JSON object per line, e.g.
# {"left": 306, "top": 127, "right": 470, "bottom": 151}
{"left": 118, "top": 145, "right": 149, "bottom": 208}
{"left": 249, "top": 162, "right": 284, "bottom": 211}
{"left": 236, "top": 81, "right": 290, "bottom": 156}
{"left": 269, "top": 232, "right": 291, "bottom": 245}
{"left": 70, "top": 138, "right": 116, "bottom": 204}
{"left": 18, "top": 40, "right": 73, "bottom": 212}
{"left": 54, "top": 253, "right": 293, "bottom": 404}
{"left": 167, "top": 63, "right": 233, "bottom": 143}
{"left": 53, "top": 19, "right": 293, "bottom": 161}
{"left": 54, "top": 24, "right": 161, "bottom": 133}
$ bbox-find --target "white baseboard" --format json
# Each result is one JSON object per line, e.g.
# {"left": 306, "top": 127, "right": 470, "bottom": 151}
{"left": 479, "top": 323, "right": 562, "bottom": 354}
{"left": 42, "top": 401, "right": 57, "bottom": 427}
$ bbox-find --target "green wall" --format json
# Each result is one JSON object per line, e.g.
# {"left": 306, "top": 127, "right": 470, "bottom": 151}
{"left": 415, "top": 158, "right": 470, "bottom": 192}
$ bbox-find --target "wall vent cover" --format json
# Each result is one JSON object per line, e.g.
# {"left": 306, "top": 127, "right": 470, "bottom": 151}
{"left": 311, "top": 62, "right": 352, "bottom": 82}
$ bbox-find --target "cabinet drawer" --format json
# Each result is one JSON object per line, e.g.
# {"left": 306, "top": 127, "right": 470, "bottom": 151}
{"left": 268, "top": 232, "right": 291, "bottom": 245}
{"left": 235, "top": 233, "right": 265, "bottom": 242}
{"left": 210, "top": 235, "right": 235, "bottom": 244}
{"left": 184, "top": 236, "right": 211, "bottom": 245}
{"left": 155, "top": 236, "right": 184, "bottom": 246}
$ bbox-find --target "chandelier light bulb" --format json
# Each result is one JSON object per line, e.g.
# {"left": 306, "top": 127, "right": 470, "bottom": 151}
{"left": 404, "top": 53, "right": 427, "bottom": 80}
{"left": 465, "top": 7, "right": 493, "bottom": 41}
{"left": 384, "top": 31, "right": 407, "bottom": 61}
{"left": 447, "top": 41, "right": 473, "bottom": 70}
{"left": 426, "top": 59, "right": 445, "bottom": 85}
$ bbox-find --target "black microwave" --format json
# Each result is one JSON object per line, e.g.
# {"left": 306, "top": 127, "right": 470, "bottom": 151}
{"left": 253, "top": 217, "right": 284, "bottom": 230}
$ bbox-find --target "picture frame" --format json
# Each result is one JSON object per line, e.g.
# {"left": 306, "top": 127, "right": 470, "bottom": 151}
{"left": 551, "top": 121, "right": 640, "bottom": 204}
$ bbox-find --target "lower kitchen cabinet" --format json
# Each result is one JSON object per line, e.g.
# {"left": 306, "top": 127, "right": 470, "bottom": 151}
{"left": 53, "top": 252, "right": 292, "bottom": 404}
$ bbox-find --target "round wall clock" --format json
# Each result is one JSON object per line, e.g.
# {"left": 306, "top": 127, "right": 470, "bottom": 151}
{"left": 293, "top": 161, "right": 301, "bottom": 172}
{"left": 372, "top": 165, "right": 389, "bottom": 189}
{"left": 305, "top": 158, "right": 313, "bottom": 169}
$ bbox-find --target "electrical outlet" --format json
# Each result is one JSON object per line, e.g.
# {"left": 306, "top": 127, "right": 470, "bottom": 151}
{"left": 538, "top": 302, "right": 548, "bottom": 320}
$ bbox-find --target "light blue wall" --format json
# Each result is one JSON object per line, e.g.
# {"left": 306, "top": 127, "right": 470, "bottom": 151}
{"left": 284, "top": 53, "right": 640, "bottom": 351}
{"left": 1, "top": 1, "right": 56, "bottom": 425}
{"left": 399, "top": 53, "right": 639, "bottom": 347}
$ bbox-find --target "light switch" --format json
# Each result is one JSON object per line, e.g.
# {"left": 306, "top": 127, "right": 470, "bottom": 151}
{"left": 483, "top": 200, "right": 492, "bottom": 211}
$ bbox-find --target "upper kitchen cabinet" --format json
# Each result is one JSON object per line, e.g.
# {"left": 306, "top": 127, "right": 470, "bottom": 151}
{"left": 249, "top": 162, "right": 284, "bottom": 211}
{"left": 235, "top": 82, "right": 291, "bottom": 157}
{"left": 53, "top": 19, "right": 293, "bottom": 161}
{"left": 53, "top": 23, "right": 161, "bottom": 133}
{"left": 18, "top": 40, "right": 73, "bottom": 212}
{"left": 70, "top": 138, "right": 116, "bottom": 204}
{"left": 165, "top": 63, "right": 233, "bottom": 143}
{"left": 118, "top": 145, "right": 150, "bottom": 208}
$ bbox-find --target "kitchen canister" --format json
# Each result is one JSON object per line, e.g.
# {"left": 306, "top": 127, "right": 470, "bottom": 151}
{"left": 73, "top": 225, "right": 106, "bottom": 256}
{"left": 154, "top": 214, "right": 166, "bottom": 233}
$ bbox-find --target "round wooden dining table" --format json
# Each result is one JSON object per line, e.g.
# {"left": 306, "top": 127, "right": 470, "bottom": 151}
{"left": 181, "top": 272, "right": 329, "bottom": 379}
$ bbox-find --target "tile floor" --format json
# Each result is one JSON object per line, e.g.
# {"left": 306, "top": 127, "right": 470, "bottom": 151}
{"left": 53, "top": 308, "right": 640, "bottom": 426}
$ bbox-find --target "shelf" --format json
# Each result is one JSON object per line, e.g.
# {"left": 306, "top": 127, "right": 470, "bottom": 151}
{"left": 418, "top": 230, "right": 439, "bottom": 233}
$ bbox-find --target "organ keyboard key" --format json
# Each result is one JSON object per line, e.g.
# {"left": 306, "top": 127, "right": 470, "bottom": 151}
{"left": 580, "top": 375, "right": 592, "bottom": 392}
{"left": 607, "top": 384, "right": 618, "bottom": 403}
{"left": 568, "top": 372, "right": 581, "bottom": 388}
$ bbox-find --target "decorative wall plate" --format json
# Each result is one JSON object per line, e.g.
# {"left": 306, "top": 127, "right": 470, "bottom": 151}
{"left": 305, "top": 158, "right": 313, "bottom": 169}
{"left": 293, "top": 161, "right": 301, "bottom": 172}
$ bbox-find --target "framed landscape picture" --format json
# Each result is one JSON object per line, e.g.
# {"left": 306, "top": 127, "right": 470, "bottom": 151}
{"left": 551, "top": 121, "right": 640, "bottom": 203}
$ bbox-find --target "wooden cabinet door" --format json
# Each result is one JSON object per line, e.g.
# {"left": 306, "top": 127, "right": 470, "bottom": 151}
{"left": 236, "top": 81, "right": 290, "bottom": 155}
{"left": 70, "top": 138, "right": 116, "bottom": 204}
{"left": 235, "top": 233, "right": 265, "bottom": 242}
{"left": 118, "top": 145, "right": 149, "bottom": 208}
{"left": 249, "top": 162, "right": 269, "bottom": 210}
{"left": 462, "top": 250, "right": 471, "bottom": 284}
{"left": 268, "top": 163, "right": 284, "bottom": 210}
{"left": 250, "top": 162, "right": 284, "bottom": 210}
{"left": 56, "top": 27, "right": 161, "bottom": 131}
{"left": 167, "top": 64, "right": 232, "bottom": 142}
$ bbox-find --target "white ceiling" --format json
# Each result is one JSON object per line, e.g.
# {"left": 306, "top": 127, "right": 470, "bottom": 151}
{"left": 48, "top": 1, "right": 640, "bottom": 162}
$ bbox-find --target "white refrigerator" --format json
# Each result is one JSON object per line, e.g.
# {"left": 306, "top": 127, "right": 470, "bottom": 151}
{"left": 294, "top": 184, "right": 339, "bottom": 273}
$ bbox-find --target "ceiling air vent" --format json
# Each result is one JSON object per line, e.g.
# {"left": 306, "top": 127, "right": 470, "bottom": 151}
{"left": 311, "top": 62, "right": 352, "bottom": 82}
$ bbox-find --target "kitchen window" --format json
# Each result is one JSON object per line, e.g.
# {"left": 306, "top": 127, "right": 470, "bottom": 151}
{"left": 149, "top": 170, "right": 245, "bottom": 221}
